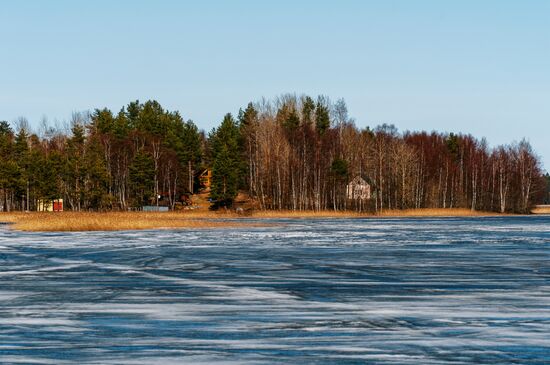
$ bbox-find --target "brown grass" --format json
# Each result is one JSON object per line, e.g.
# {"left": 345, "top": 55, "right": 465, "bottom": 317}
{"left": 248, "top": 210, "right": 367, "bottom": 218}
{"left": 0, "top": 211, "right": 249, "bottom": 232}
{"left": 0, "top": 208, "right": 507, "bottom": 232}
{"left": 531, "top": 206, "right": 550, "bottom": 214}
{"left": 251, "top": 208, "right": 503, "bottom": 218}
{"left": 377, "top": 208, "right": 502, "bottom": 217}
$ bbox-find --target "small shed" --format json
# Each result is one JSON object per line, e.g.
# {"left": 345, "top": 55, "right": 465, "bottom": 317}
{"left": 37, "top": 198, "right": 64, "bottom": 212}
{"left": 346, "top": 176, "right": 371, "bottom": 200}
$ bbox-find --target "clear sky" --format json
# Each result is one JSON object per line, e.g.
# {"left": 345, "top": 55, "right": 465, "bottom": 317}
{"left": 1, "top": 0, "right": 549, "bottom": 170}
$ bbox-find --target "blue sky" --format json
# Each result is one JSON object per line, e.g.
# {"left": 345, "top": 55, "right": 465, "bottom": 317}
{"left": 1, "top": 0, "right": 549, "bottom": 169}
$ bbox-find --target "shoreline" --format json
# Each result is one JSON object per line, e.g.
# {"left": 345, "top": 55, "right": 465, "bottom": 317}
{"left": 0, "top": 208, "right": 533, "bottom": 232}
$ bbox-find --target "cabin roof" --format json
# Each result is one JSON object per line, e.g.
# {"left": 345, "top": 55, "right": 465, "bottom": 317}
{"left": 348, "top": 175, "right": 375, "bottom": 186}
{"left": 348, "top": 176, "right": 368, "bottom": 186}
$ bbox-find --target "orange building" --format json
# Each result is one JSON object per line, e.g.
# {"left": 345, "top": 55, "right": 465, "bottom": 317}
{"left": 199, "top": 169, "right": 212, "bottom": 191}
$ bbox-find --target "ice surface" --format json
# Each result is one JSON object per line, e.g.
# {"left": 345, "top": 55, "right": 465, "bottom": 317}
{"left": 0, "top": 216, "right": 549, "bottom": 364}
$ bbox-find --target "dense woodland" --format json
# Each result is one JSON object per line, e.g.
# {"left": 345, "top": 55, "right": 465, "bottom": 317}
{"left": 0, "top": 96, "right": 547, "bottom": 213}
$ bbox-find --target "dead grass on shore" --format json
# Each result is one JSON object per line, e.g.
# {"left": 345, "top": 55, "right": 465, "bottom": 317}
{"left": 531, "top": 207, "right": 550, "bottom": 214}
{"left": 251, "top": 208, "right": 502, "bottom": 218}
{"left": 0, "top": 208, "right": 507, "bottom": 232}
{"left": 377, "top": 208, "right": 501, "bottom": 217}
{"left": 0, "top": 211, "right": 252, "bottom": 232}
{"left": 249, "top": 210, "right": 366, "bottom": 218}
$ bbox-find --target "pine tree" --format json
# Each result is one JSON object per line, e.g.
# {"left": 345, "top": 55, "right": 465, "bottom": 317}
{"left": 238, "top": 103, "right": 259, "bottom": 195}
{"left": 129, "top": 151, "right": 155, "bottom": 207}
{"left": 0, "top": 123, "right": 15, "bottom": 211}
{"left": 83, "top": 136, "right": 109, "bottom": 209}
{"left": 302, "top": 96, "right": 315, "bottom": 125}
{"left": 315, "top": 97, "right": 330, "bottom": 134}
{"left": 66, "top": 124, "right": 86, "bottom": 210}
{"left": 283, "top": 109, "right": 300, "bottom": 131}
{"left": 14, "top": 128, "right": 30, "bottom": 210}
{"left": 210, "top": 113, "right": 241, "bottom": 208}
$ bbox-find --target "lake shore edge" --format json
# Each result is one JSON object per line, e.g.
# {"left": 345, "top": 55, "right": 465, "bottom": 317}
{"left": 0, "top": 208, "right": 532, "bottom": 232}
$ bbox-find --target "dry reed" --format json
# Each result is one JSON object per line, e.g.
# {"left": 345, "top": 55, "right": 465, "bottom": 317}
{"left": 0, "top": 211, "right": 248, "bottom": 232}
{"left": 377, "top": 208, "right": 501, "bottom": 217}
{"left": 531, "top": 207, "right": 550, "bottom": 214}
{"left": 0, "top": 208, "right": 508, "bottom": 232}
{"left": 250, "top": 208, "right": 501, "bottom": 218}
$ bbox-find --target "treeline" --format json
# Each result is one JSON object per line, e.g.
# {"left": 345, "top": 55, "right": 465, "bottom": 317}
{"left": 0, "top": 100, "right": 202, "bottom": 211}
{"left": 0, "top": 96, "right": 546, "bottom": 213}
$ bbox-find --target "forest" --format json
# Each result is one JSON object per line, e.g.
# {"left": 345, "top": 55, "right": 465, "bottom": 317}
{"left": 0, "top": 96, "right": 547, "bottom": 213}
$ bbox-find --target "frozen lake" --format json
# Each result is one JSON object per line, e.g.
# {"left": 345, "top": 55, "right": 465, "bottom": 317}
{"left": 0, "top": 216, "right": 549, "bottom": 364}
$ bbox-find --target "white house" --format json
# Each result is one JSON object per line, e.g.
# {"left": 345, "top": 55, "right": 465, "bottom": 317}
{"left": 346, "top": 176, "right": 372, "bottom": 200}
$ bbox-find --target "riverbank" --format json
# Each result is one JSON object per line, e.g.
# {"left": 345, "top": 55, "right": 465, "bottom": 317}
{"left": 0, "top": 208, "right": 509, "bottom": 232}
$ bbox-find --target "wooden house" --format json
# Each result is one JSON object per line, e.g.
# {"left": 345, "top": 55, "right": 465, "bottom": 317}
{"left": 346, "top": 176, "right": 372, "bottom": 200}
{"left": 199, "top": 169, "right": 212, "bottom": 191}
